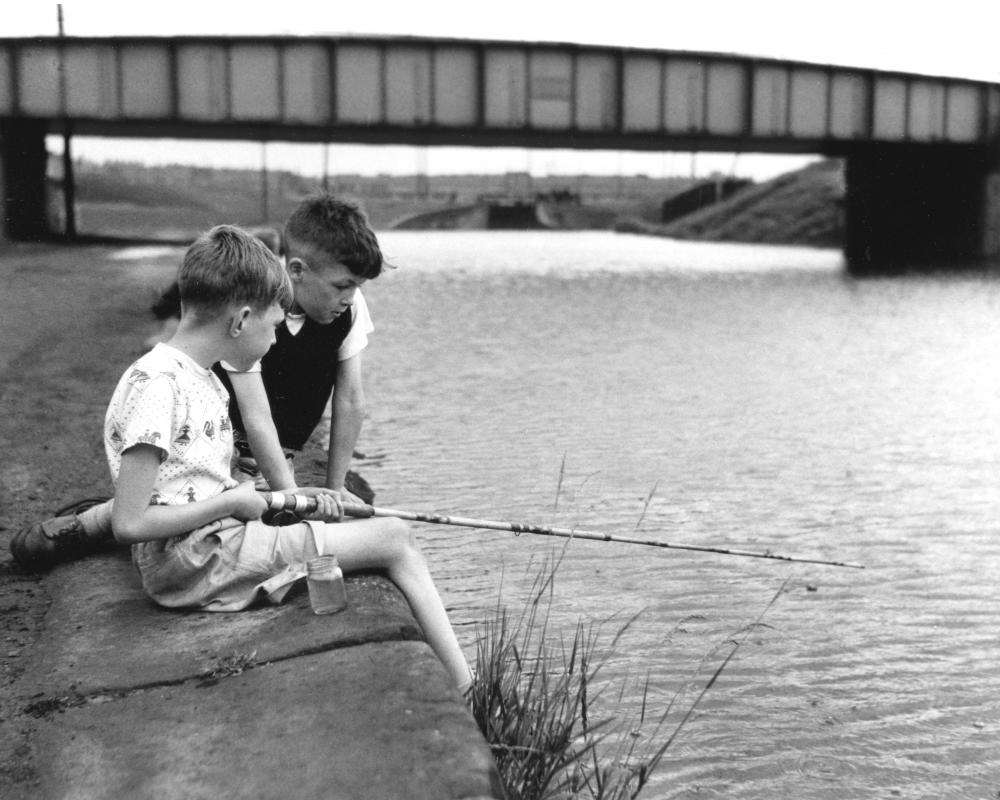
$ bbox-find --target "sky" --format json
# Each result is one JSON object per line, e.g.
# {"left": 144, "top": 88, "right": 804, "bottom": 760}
{"left": 9, "top": 2, "right": 1000, "bottom": 180}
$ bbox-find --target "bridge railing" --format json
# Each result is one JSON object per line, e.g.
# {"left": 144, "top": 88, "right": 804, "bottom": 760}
{"left": 1, "top": 35, "right": 998, "bottom": 152}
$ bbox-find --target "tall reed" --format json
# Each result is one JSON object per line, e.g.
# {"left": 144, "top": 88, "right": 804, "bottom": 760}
{"left": 467, "top": 553, "right": 678, "bottom": 800}
{"left": 467, "top": 555, "right": 790, "bottom": 799}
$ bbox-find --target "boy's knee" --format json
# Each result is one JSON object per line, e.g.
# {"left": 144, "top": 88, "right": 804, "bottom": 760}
{"left": 379, "top": 517, "right": 423, "bottom": 560}
{"left": 383, "top": 516, "right": 415, "bottom": 545}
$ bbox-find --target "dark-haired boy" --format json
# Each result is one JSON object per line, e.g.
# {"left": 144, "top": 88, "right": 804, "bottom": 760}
{"left": 216, "top": 194, "right": 382, "bottom": 498}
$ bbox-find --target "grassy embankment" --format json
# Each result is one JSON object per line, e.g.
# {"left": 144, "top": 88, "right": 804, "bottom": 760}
{"left": 68, "top": 164, "right": 462, "bottom": 238}
{"left": 64, "top": 157, "right": 844, "bottom": 247}
{"left": 616, "top": 158, "right": 845, "bottom": 247}
{"left": 67, "top": 161, "right": 681, "bottom": 239}
{"left": 387, "top": 159, "right": 845, "bottom": 246}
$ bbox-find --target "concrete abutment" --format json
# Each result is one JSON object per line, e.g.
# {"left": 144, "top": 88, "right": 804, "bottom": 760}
{"left": 844, "top": 143, "right": 999, "bottom": 274}
{"left": 0, "top": 120, "right": 50, "bottom": 243}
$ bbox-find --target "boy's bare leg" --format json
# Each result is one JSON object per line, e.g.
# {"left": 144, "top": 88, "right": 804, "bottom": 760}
{"left": 318, "top": 517, "right": 473, "bottom": 691}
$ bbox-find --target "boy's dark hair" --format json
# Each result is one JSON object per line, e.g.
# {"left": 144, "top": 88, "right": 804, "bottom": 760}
{"left": 283, "top": 194, "right": 383, "bottom": 279}
{"left": 179, "top": 225, "right": 293, "bottom": 313}
{"left": 151, "top": 280, "right": 181, "bottom": 320}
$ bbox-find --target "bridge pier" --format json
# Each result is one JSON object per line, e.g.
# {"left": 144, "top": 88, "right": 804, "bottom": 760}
{"left": 844, "top": 144, "right": 993, "bottom": 274}
{"left": 982, "top": 149, "right": 1000, "bottom": 260}
{"left": 0, "top": 120, "right": 51, "bottom": 243}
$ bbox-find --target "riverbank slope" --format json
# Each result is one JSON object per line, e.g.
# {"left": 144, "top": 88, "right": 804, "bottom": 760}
{"left": 0, "top": 242, "right": 502, "bottom": 799}
{"left": 62, "top": 158, "right": 841, "bottom": 248}
{"left": 382, "top": 159, "right": 844, "bottom": 247}
{"left": 616, "top": 159, "right": 844, "bottom": 247}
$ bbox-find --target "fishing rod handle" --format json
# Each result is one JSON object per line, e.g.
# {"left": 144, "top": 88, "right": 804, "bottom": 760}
{"left": 261, "top": 491, "right": 374, "bottom": 518}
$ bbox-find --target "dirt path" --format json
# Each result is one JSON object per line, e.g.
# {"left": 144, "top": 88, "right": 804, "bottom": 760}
{"left": 0, "top": 242, "right": 181, "bottom": 796}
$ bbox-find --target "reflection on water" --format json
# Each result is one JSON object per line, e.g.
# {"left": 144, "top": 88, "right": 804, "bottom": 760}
{"left": 355, "top": 231, "right": 1000, "bottom": 799}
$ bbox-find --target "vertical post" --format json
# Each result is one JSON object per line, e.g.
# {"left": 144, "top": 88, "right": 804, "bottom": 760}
{"left": 415, "top": 147, "right": 429, "bottom": 199}
{"left": 61, "top": 132, "right": 76, "bottom": 239}
{"left": 260, "top": 141, "right": 269, "bottom": 224}
{"left": 58, "top": 4, "right": 77, "bottom": 238}
{"left": 322, "top": 143, "right": 330, "bottom": 192}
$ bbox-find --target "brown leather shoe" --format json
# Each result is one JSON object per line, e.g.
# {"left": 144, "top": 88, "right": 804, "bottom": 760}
{"left": 10, "top": 512, "right": 115, "bottom": 572}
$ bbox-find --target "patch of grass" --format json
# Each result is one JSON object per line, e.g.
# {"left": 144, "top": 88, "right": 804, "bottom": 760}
{"left": 198, "top": 649, "right": 258, "bottom": 686}
{"left": 618, "top": 158, "right": 844, "bottom": 247}
{"left": 467, "top": 555, "right": 674, "bottom": 800}
{"left": 468, "top": 552, "right": 791, "bottom": 800}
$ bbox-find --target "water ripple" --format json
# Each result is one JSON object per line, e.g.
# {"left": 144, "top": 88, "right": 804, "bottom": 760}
{"left": 352, "top": 232, "right": 1000, "bottom": 799}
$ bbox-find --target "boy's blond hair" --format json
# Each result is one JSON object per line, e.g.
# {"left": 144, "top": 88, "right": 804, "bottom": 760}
{"left": 179, "top": 225, "right": 293, "bottom": 314}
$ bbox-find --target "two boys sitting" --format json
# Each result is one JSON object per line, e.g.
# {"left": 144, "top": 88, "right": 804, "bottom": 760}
{"left": 15, "top": 195, "right": 374, "bottom": 567}
{"left": 13, "top": 208, "right": 473, "bottom": 690}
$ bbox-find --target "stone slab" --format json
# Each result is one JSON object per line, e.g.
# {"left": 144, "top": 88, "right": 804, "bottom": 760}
{"left": 22, "top": 549, "right": 421, "bottom": 697}
{"left": 31, "top": 641, "right": 504, "bottom": 800}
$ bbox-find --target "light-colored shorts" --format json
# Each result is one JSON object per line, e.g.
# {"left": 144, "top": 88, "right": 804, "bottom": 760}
{"left": 132, "top": 515, "right": 325, "bottom": 612}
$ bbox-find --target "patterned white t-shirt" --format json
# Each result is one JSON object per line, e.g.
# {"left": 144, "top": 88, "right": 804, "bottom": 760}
{"left": 104, "top": 343, "right": 238, "bottom": 506}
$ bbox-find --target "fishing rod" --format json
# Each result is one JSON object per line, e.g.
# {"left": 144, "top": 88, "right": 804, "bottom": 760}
{"left": 262, "top": 491, "right": 864, "bottom": 569}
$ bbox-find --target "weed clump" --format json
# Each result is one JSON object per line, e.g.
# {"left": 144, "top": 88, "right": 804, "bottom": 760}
{"left": 467, "top": 558, "right": 790, "bottom": 799}
{"left": 466, "top": 556, "right": 674, "bottom": 800}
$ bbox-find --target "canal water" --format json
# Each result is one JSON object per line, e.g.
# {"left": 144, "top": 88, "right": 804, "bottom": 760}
{"left": 351, "top": 230, "right": 1000, "bottom": 799}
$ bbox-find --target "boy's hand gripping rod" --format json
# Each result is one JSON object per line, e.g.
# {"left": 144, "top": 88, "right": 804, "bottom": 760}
{"left": 261, "top": 491, "right": 864, "bottom": 569}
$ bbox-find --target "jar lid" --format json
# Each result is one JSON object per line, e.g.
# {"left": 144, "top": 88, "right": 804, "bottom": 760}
{"left": 307, "top": 554, "right": 340, "bottom": 573}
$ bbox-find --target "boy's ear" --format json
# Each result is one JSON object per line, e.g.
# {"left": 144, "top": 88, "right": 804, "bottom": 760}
{"left": 286, "top": 258, "right": 305, "bottom": 280}
{"left": 228, "top": 306, "right": 252, "bottom": 338}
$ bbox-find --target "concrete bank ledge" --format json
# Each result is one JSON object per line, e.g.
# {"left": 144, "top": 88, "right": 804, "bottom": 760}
{"left": 17, "top": 550, "right": 504, "bottom": 800}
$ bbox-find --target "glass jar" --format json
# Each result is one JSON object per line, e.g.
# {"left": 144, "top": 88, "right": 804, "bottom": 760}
{"left": 306, "top": 555, "right": 347, "bottom": 615}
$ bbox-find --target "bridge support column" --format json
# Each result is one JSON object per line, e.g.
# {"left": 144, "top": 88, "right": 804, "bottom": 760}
{"left": 0, "top": 126, "right": 5, "bottom": 244}
{"left": 0, "top": 120, "right": 51, "bottom": 242}
{"left": 981, "top": 147, "right": 1000, "bottom": 260}
{"left": 844, "top": 144, "right": 991, "bottom": 274}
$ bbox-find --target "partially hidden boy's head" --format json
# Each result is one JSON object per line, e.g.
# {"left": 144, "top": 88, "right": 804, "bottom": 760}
{"left": 179, "top": 224, "right": 293, "bottom": 316}
{"left": 282, "top": 194, "right": 384, "bottom": 326}
{"left": 178, "top": 225, "right": 293, "bottom": 369}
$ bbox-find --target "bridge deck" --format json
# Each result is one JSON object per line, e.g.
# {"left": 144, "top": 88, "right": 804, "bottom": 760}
{"left": 1, "top": 35, "right": 998, "bottom": 153}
